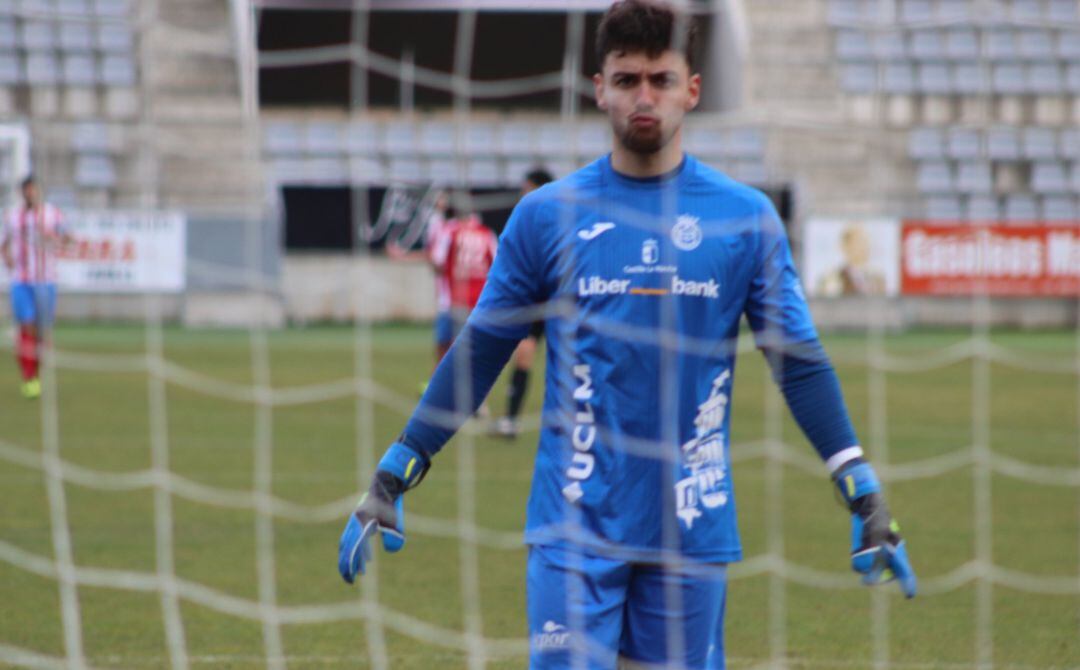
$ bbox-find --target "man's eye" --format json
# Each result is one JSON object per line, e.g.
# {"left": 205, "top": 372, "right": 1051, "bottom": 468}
{"left": 615, "top": 76, "right": 636, "bottom": 87}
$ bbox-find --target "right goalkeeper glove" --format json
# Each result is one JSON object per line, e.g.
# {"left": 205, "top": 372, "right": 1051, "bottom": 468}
{"left": 337, "top": 442, "right": 428, "bottom": 584}
{"left": 834, "top": 460, "right": 917, "bottom": 598}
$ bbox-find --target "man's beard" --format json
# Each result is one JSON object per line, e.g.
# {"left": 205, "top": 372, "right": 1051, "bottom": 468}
{"left": 616, "top": 120, "right": 672, "bottom": 156}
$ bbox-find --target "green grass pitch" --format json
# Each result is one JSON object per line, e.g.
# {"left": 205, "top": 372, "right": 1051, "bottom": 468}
{"left": 0, "top": 324, "right": 1077, "bottom": 669}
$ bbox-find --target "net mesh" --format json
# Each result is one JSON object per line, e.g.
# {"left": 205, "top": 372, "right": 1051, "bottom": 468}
{"left": 0, "top": 1, "right": 1079, "bottom": 669}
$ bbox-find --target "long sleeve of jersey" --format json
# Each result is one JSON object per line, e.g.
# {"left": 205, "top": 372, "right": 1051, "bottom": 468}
{"left": 745, "top": 202, "right": 861, "bottom": 469}
{"left": 400, "top": 197, "right": 543, "bottom": 459}
{"left": 400, "top": 324, "right": 520, "bottom": 458}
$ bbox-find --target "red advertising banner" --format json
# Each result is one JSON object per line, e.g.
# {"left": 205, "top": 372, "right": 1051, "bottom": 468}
{"left": 901, "top": 222, "right": 1080, "bottom": 296}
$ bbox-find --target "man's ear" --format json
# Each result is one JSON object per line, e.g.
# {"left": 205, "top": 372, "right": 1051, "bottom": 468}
{"left": 593, "top": 73, "right": 607, "bottom": 111}
{"left": 686, "top": 72, "right": 702, "bottom": 111}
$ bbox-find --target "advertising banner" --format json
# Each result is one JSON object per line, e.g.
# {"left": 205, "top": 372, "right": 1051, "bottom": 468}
{"left": 1, "top": 210, "right": 186, "bottom": 292}
{"left": 802, "top": 218, "right": 901, "bottom": 297}
{"left": 901, "top": 222, "right": 1080, "bottom": 296}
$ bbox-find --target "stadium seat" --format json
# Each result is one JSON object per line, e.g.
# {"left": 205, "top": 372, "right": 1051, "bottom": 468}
{"left": 1031, "top": 161, "right": 1070, "bottom": 193}
{"left": 505, "top": 158, "right": 536, "bottom": 184}
{"left": 21, "top": 20, "right": 56, "bottom": 50}
{"left": 467, "top": 159, "right": 499, "bottom": 186}
{"left": 1060, "top": 129, "right": 1080, "bottom": 159}
{"left": 99, "top": 54, "right": 134, "bottom": 86}
{"left": 304, "top": 122, "right": 344, "bottom": 155}
{"left": 909, "top": 127, "right": 945, "bottom": 159}
{"left": 1047, "top": 0, "right": 1080, "bottom": 23}
{"left": 862, "top": 0, "right": 899, "bottom": 24}
{"left": 418, "top": 121, "right": 455, "bottom": 155}
{"left": 1069, "top": 163, "right": 1080, "bottom": 191}
{"left": 344, "top": 119, "right": 377, "bottom": 155}
{"left": 985, "top": 30, "right": 1018, "bottom": 61}
{"left": 1022, "top": 127, "right": 1057, "bottom": 159}
{"left": 956, "top": 161, "right": 993, "bottom": 193}
{"left": 426, "top": 158, "right": 456, "bottom": 183}
{"left": 93, "top": 0, "right": 127, "bottom": 18}
{"left": 944, "top": 28, "right": 979, "bottom": 60}
{"left": 57, "top": 0, "right": 92, "bottom": 16}
{"left": 1017, "top": 30, "right": 1055, "bottom": 61}
{"left": 1004, "top": 194, "right": 1038, "bottom": 221}
{"left": 383, "top": 121, "right": 417, "bottom": 155}
{"left": 836, "top": 30, "right": 874, "bottom": 60}
{"left": 926, "top": 195, "right": 963, "bottom": 219}
{"left": 496, "top": 122, "right": 532, "bottom": 155}
{"left": 1041, "top": 196, "right": 1078, "bottom": 222}
{"left": 884, "top": 62, "right": 916, "bottom": 93}
{"left": 25, "top": 51, "right": 59, "bottom": 85}
{"left": 1066, "top": 64, "right": 1080, "bottom": 92}
{"left": 535, "top": 123, "right": 565, "bottom": 157}
{"left": 965, "top": 195, "right": 1001, "bottom": 221}
{"left": 575, "top": 123, "right": 608, "bottom": 156}
{"left": 952, "top": 63, "right": 990, "bottom": 94}
{"left": 827, "top": 0, "right": 861, "bottom": 25}
{"left": 263, "top": 121, "right": 303, "bottom": 155}
{"left": 96, "top": 22, "right": 133, "bottom": 52}
{"left": 840, "top": 63, "right": 878, "bottom": 93}
{"left": 918, "top": 63, "right": 952, "bottom": 93}
{"left": 947, "top": 127, "right": 982, "bottom": 159}
{"left": 0, "top": 19, "right": 15, "bottom": 48}
{"left": 910, "top": 29, "right": 945, "bottom": 60}
{"left": 300, "top": 157, "right": 346, "bottom": 184}
{"left": 388, "top": 158, "right": 422, "bottom": 182}
{"left": 916, "top": 161, "right": 954, "bottom": 193}
{"left": 1011, "top": 0, "right": 1044, "bottom": 22}
{"left": 463, "top": 123, "right": 495, "bottom": 156}
{"left": 62, "top": 53, "right": 95, "bottom": 85}
{"left": 900, "top": 0, "right": 934, "bottom": 24}
{"left": 986, "top": 126, "right": 1021, "bottom": 160}
{"left": 875, "top": 32, "right": 908, "bottom": 60}
{"left": 0, "top": 52, "right": 20, "bottom": 84}
{"left": 71, "top": 120, "right": 109, "bottom": 152}
{"left": 1028, "top": 63, "right": 1063, "bottom": 94}
{"left": 348, "top": 156, "right": 383, "bottom": 184}
{"left": 74, "top": 153, "right": 115, "bottom": 188}
{"left": 1058, "top": 31, "right": 1080, "bottom": 61}
{"left": 992, "top": 63, "right": 1027, "bottom": 94}
{"left": 725, "top": 128, "right": 765, "bottom": 159}
{"left": 59, "top": 21, "right": 93, "bottom": 51}
{"left": 937, "top": 0, "right": 973, "bottom": 23}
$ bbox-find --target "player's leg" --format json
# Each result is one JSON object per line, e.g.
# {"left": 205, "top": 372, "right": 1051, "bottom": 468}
{"left": 527, "top": 544, "right": 630, "bottom": 670}
{"left": 10, "top": 283, "right": 40, "bottom": 396}
{"left": 494, "top": 322, "right": 542, "bottom": 438}
{"left": 433, "top": 310, "right": 454, "bottom": 367}
{"left": 618, "top": 562, "right": 728, "bottom": 670}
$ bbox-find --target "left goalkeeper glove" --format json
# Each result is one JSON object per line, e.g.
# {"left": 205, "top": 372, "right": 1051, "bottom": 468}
{"left": 337, "top": 442, "right": 428, "bottom": 584}
{"left": 834, "top": 460, "right": 917, "bottom": 598}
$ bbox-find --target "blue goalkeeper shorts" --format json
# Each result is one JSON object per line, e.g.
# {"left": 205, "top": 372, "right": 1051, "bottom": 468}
{"left": 434, "top": 311, "right": 454, "bottom": 347}
{"left": 526, "top": 544, "right": 728, "bottom": 669}
{"left": 10, "top": 283, "right": 57, "bottom": 327}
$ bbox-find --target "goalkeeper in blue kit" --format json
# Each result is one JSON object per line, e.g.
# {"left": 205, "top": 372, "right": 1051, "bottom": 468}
{"left": 338, "top": 1, "right": 915, "bottom": 667}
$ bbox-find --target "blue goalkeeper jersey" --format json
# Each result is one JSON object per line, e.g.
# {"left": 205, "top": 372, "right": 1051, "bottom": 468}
{"left": 469, "top": 154, "right": 818, "bottom": 564}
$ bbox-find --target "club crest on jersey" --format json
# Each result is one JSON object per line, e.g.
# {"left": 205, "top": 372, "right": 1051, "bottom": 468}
{"left": 642, "top": 239, "right": 659, "bottom": 265}
{"left": 671, "top": 214, "right": 702, "bottom": 251}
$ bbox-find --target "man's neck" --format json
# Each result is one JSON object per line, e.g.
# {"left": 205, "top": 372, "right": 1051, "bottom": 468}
{"left": 609, "top": 132, "right": 684, "bottom": 178}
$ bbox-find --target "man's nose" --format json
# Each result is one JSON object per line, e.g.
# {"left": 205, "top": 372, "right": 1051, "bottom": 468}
{"left": 635, "top": 81, "right": 657, "bottom": 107}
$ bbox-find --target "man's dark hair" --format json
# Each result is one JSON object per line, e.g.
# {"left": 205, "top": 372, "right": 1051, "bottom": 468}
{"left": 524, "top": 168, "right": 554, "bottom": 188}
{"left": 21, "top": 174, "right": 35, "bottom": 189}
{"left": 595, "top": 0, "right": 698, "bottom": 72}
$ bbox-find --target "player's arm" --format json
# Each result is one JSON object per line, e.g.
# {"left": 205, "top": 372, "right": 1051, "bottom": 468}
{"left": 339, "top": 197, "right": 546, "bottom": 583}
{"left": 744, "top": 200, "right": 915, "bottom": 598}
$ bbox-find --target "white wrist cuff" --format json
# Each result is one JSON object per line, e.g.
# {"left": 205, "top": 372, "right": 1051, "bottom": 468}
{"left": 826, "top": 446, "right": 864, "bottom": 474}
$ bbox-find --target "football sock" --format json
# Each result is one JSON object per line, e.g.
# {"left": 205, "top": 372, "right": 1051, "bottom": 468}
{"left": 17, "top": 327, "right": 37, "bottom": 381}
{"left": 506, "top": 368, "right": 529, "bottom": 419}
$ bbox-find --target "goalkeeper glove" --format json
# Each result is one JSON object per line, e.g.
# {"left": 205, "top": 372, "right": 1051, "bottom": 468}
{"left": 337, "top": 442, "right": 428, "bottom": 584}
{"left": 834, "top": 460, "right": 917, "bottom": 598}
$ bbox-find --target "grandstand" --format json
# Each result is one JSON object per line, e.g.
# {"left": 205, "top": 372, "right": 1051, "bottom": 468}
{"left": 0, "top": 1, "right": 1078, "bottom": 669}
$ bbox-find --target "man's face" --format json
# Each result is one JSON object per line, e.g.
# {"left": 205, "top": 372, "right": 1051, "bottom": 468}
{"left": 21, "top": 182, "right": 39, "bottom": 206}
{"left": 593, "top": 50, "right": 700, "bottom": 156}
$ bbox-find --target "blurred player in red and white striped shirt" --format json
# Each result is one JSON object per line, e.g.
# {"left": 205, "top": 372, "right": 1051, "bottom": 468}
{"left": 0, "top": 176, "right": 72, "bottom": 398}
